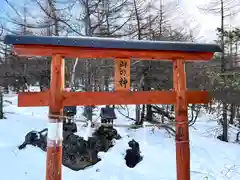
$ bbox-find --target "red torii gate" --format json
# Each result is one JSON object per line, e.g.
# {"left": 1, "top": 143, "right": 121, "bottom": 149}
{"left": 4, "top": 35, "right": 221, "bottom": 180}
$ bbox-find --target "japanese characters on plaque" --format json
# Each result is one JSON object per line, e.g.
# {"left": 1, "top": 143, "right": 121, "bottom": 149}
{"left": 115, "top": 59, "right": 130, "bottom": 91}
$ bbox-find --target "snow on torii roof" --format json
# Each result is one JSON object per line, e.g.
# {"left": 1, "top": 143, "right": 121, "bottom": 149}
{"left": 4, "top": 35, "right": 222, "bottom": 53}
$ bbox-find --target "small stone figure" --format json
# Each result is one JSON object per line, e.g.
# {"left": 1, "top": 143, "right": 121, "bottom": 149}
{"left": 63, "top": 120, "right": 77, "bottom": 133}
{"left": 18, "top": 128, "right": 47, "bottom": 151}
{"left": 124, "top": 139, "right": 143, "bottom": 168}
{"left": 63, "top": 105, "right": 77, "bottom": 133}
{"left": 93, "top": 125, "right": 121, "bottom": 152}
{"left": 93, "top": 125, "right": 121, "bottom": 141}
{"left": 100, "top": 107, "right": 116, "bottom": 125}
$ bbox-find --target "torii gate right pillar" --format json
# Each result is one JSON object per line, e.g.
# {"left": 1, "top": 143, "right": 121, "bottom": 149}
{"left": 173, "top": 59, "right": 190, "bottom": 180}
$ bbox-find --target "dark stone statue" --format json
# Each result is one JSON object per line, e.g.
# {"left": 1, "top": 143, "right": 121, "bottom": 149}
{"left": 124, "top": 139, "right": 143, "bottom": 168}
{"left": 18, "top": 128, "right": 47, "bottom": 151}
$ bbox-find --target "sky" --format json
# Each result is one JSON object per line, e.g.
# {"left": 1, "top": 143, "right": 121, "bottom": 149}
{"left": 179, "top": 0, "right": 240, "bottom": 42}
{"left": 0, "top": 0, "right": 240, "bottom": 43}
{"left": 179, "top": 0, "right": 220, "bottom": 42}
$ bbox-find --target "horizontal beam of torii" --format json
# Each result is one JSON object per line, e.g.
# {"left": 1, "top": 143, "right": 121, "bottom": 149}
{"left": 18, "top": 90, "right": 210, "bottom": 107}
{"left": 3, "top": 34, "right": 222, "bottom": 180}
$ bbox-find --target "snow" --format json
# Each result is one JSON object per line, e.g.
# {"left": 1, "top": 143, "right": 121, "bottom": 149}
{"left": 1, "top": 93, "right": 240, "bottom": 180}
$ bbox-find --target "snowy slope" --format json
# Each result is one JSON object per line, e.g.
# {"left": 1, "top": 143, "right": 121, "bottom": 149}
{"left": 0, "top": 93, "right": 240, "bottom": 180}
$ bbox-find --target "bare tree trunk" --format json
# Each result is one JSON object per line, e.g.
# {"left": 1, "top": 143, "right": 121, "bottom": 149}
{"left": 47, "top": 0, "right": 59, "bottom": 36}
{"left": 85, "top": 60, "right": 93, "bottom": 121}
{"left": 83, "top": 0, "right": 93, "bottom": 121}
{"left": 146, "top": 104, "right": 153, "bottom": 121}
{"left": 135, "top": 105, "right": 141, "bottom": 124}
{"left": 236, "top": 106, "right": 240, "bottom": 128}
{"left": 145, "top": 70, "right": 152, "bottom": 121}
{"left": 229, "top": 104, "right": 236, "bottom": 125}
{"left": 141, "top": 104, "right": 145, "bottom": 123}
{"left": 0, "top": 90, "right": 3, "bottom": 119}
{"left": 104, "top": 75, "right": 110, "bottom": 108}
{"left": 3, "top": 45, "right": 9, "bottom": 94}
{"left": 135, "top": 72, "right": 145, "bottom": 125}
{"left": 133, "top": 0, "right": 141, "bottom": 40}
{"left": 159, "top": 0, "right": 163, "bottom": 36}
{"left": 218, "top": 0, "right": 228, "bottom": 142}
{"left": 69, "top": 58, "right": 79, "bottom": 90}
{"left": 133, "top": 0, "right": 143, "bottom": 124}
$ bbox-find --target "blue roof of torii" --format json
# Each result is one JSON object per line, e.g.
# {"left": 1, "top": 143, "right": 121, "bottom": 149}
{"left": 4, "top": 35, "right": 222, "bottom": 53}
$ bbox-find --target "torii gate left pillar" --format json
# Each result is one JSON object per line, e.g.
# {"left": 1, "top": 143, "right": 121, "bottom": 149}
{"left": 46, "top": 54, "right": 65, "bottom": 180}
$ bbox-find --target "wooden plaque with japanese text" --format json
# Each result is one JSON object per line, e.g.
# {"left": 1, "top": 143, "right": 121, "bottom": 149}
{"left": 115, "top": 59, "right": 130, "bottom": 91}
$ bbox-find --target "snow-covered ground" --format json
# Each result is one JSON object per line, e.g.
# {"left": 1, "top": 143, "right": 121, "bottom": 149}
{"left": 1, "top": 92, "right": 240, "bottom": 180}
